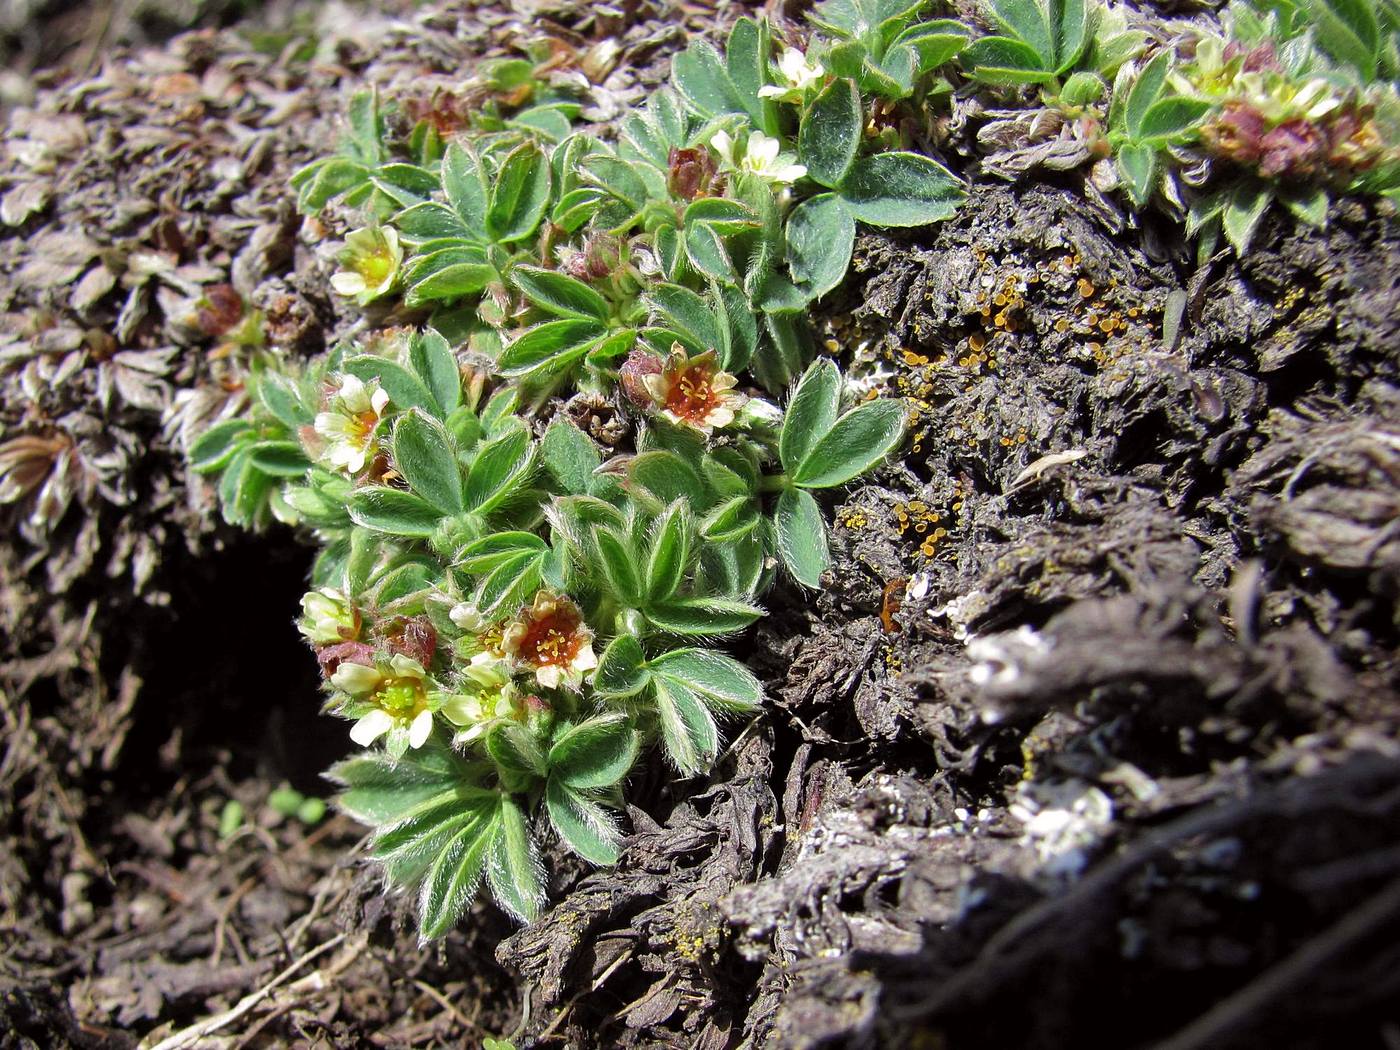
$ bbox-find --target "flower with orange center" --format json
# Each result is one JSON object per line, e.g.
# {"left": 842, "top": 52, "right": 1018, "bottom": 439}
{"left": 500, "top": 591, "right": 597, "bottom": 690}
{"left": 641, "top": 344, "right": 745, "bottom": 434}
{"left": 313, "top": 373, "right": 390, "bottom": 475}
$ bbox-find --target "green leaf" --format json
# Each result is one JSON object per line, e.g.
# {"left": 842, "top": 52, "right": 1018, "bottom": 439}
{"left": 1115, "top": 142, "right": 1157, "bottom": 209}
{"left": 628, "top": 450, "right": 709, "bottom": 508}
{"left": 465, "top": 420, "right": 532, "bottom": 515}
{"left": 1121, "top": 51, "right": 1170, "bottom": 140}
{"left": 473, "top": 553, "right": 543, "bottom": 617}
{"left": 799, "top": 79, "right": 863, "bottom": 189}
{"left": 486, "top": 723, "right": 549, "bottom": 779}
{"left": 673, "top": 39, "right": 747, "bottom": 119}
{"left": 546, "top": 780, "right": 622, "bottom": 865}
{"left": 487, "top": 143, "right": 552, "bottom": 244}
{"left": 786, "top": 194, "right": 856, "bottom": 300}
{"left": 328, "top": 742, "right": 455, "bottom": 825}
{"left": 511, "top": 265, "right": 611, "bottom": 321}
{"left": 780, "top": 358, "right": 843, "bottom": 474}
{"left": 405, "top": 262, "right": 496, "bottom": 307}
{"left": 684, "top": 221, "right": 736, "bottom": 282}
{"left": 497, "top": 319, "right": 606, "bottom": 379}
{"left": 1280, "top": 185, "right": 1329, "bottom": 228}
{"left": 648, "top": 284, "right": 723, "bottom": 350}
{"left": 393, "top": 409, "right": 464, "bottom": 515}
{"left": 579, "top": 155, "right": 650, "bottom": 211}
{"left": 686, "top": 198, "right": 761, "bottom": 240}
{"left": 342, "top": 355, "right": 437, "bottom": 415}
{"left": 649, "top": 648, "right": 763, "bottom": 712}
{"left": 594, "top": 635, "right": 651, "bottom": 697}
{"left": 248, "top": 441, "right": 310, "bottom": 478}
{"left": 647, "top": 596, "right": 764, "bottom": 636}
{"left": 417, "top": 811, "right": 494, "bottom": 940}
{"left": 396, "top": 202, "right": 472, "bottom": 243}
{"left": 700, "top": 495, "right": 760, "bottom": 542}
{"left": 190, "top": 419, "right": 253, "bottom": 473}
{"left": 1135, "top": 97, "right": 1211, "bottom": 142}
{"left": 775, "top": 487, "right": 831, "bottom": 587}
{"left": 1222, "top": 182, "right": 1273, "bottom": 255}
{"left": 1050, "top": 0, "right": 1091, "bottom": 74}
{"left": 793, "top": 398, "right": 906, "bottom": 488}
{"left": 593, "top": 525, "right": 644, "bottom": 604}
{"left": 541, "top": 418, "right": 601, "bottom": 495}
{"left": 456, "top": 531, "right": 548, "bottom": 574}
{"left": 986, "top": 0, "right": 1053, "bottom": 60}
{"left": 961, "top": 36, "right": 1053, "bottom": 85}
{"left": 256, "top": 373, "right": 310, "bottom": 429}
{"left": 646, "top": 500, "right": 693, "bottom": 602}
{"left": 487, "top": 796, "right": 545, "bottom": 923}
{"left": 348, "top": 486, "right": 444, "bottom": 537}
{"left": 887, "top": 19, "right": 970, "bottom": 73}
{"left": 727, "top": 17, "right": 773, "bottom": 128}
{"left": 1312, "top": 0, "right": 1380, "bottom": 79}
{"left": 839, "top": 152, "right": 964, "bottom": 227}
{"left": 408, "top": 330, "right": 462, "bottom": 417}
{"left": 441, "top": 142, "right": 489, "bottom": 232}
{"left": 653, "top": 677, "right": 718, "bottom": 775}
{"left": 549, "top": 714, "right": 641, "bottom": 788}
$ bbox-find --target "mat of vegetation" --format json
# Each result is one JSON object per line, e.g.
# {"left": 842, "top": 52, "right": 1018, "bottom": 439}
{"left": 1, "top": 1, "right": 1398, "bottom": 1048}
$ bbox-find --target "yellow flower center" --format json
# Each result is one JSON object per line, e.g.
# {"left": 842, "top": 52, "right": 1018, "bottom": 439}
{"left": 376, "top": 677, "right": 427, "bottom": 717}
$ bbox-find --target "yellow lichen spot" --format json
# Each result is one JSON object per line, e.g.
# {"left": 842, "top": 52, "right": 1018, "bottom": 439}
{"left": 1054, "top": 318, "right": 1070, "bottom": 333}
{"left": 1077, "top": 278, "right": 1094, "bottom": 298}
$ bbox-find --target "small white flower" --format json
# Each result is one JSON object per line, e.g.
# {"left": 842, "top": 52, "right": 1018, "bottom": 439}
{"left": 757, "top": 48, "right": 825, "bottom": 102}
{"left": 298, "top": 587, "right": 359, "bottom": 644}
{"left": 710, "top": 129, "right": 807, "bottom": 186}
{"left": 313, "top": 373, "right": 391, "bottom": 475}
{"left": 330, "top": 226, "right": 402, "bottom": 305}
{"left": 332, "top": 654, "right": 439, "bottom": 756}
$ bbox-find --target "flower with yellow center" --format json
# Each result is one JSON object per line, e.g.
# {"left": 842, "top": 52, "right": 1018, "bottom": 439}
{"left": 438, "top": 661, "right": 522, "bottom": 745}
{"left": 501, "top": 591, "right": 598, "bottom": 690}
{"left": 710, "top": 130, "right": 807, "bottom": 185}
{"left": 757, "top": 48, "right": 825, "bottom": 103}
{"left": 331, "top": 654, "right": 440, "bottom": 758}
{"left": 298, "top": 587, "right": 360, "bottom": 645}
{"left": 313, "top": 373, "right": 390, "bottom": 475}
{"left": 641, "top": 344, "right": 746, "bottom": 433}
{"left": 329, "top": 225, "right": 403, "bottom": 305}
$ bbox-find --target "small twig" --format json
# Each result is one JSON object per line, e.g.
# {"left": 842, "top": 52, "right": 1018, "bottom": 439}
{"left": 211, "top": 876, "right": 259, "bottom": 968}
{"left": 1148, "top": 875, "right": 1400, "bottom": 1050}
{"left": 412, "top": 979, "right": 481, "bottom": 1035}
{"left": 141, "top": 933, "right": 351, "bottom": 1050}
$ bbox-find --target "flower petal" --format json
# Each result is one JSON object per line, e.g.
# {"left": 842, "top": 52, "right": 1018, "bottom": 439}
{"left": 408, "top": 708, "right": 434, "bottom": 749}
{"left": 349, "top": 709, "right": 394, "bottom": 746}
{"left": 330, "top": 272, "right": 367, "bottom": 297}
{"left": 389, "top": 653, "right": 426, "bottom": 679}
{"left": 331, "top": 661, "right": 381, "bottom": 695}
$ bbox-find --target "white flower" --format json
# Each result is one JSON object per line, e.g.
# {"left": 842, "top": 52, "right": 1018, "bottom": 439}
{"left": 710, "top": 129, "right": 807, "bottom": 185}
{"left": 439, "top": 662, "right": 519, "bottom": 744}
{"left": 298, "top": 587, "right": 359, "bottom": 644}
{"left": 331, "top": 654, "right": 438, "bottom": 756}
{"left": 757, "top": 48, "right": 825, "bottom": 102}
{"left": 313, "top": 373, "right": 390, "bottom": 474}
{"left": 329, "top": 226, "right": 402, "bottom": 304}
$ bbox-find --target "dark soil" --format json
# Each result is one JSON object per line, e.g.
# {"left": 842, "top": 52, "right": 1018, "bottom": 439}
{"left": 2, "top": 1, "right": 1399, "bottom": 1048}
